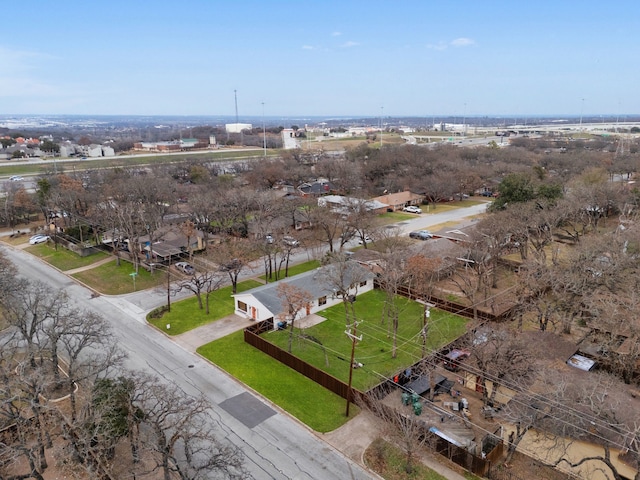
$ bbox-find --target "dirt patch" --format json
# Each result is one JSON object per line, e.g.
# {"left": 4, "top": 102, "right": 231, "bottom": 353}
{"left": 495, "top": 451, "right": 572, "bottom": 480}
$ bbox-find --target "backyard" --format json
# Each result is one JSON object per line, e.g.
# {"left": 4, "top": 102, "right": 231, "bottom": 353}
{"left": 263, "top": 289, "right": 469, "bottom": 390}
{"left": 197, "top": 289, "right": 469, "bottom": 430}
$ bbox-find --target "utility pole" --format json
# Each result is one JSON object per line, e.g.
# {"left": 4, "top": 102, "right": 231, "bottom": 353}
{"left": 419, "top": 301, "right": 434, "bottom": 358}
{"left": 380, "top": 106, "right": 384, "bottom": 147}
{"left": 345, "top": 320, "right": 362, "bottom": 417}
{"left": 167, "top": 256, "right": 172, "bottom": 312}
{"left": 262, "top": 102, "right": 266, "bottom": 158}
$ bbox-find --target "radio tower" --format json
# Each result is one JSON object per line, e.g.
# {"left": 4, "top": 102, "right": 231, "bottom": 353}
{"left": 234, "top": 89, "right": 239, "bottom": 125}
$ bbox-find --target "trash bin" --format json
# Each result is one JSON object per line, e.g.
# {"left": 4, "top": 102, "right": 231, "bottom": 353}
{"left": 413, "top": 401, "right": 422, "bottom": 416}
{"left": 411, "top": 393, "right": 420, "bottom": 404}
{"left": 401, "top": 392, "right": 410, "bottom": 406}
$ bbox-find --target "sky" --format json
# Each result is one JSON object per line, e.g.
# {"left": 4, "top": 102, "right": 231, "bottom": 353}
{"left": 2, "top": 0, "right": 639, "bottom": 117}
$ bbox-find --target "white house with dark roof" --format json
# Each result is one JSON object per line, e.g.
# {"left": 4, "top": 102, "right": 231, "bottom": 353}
{"left": 232, "top": 262, "right": 375, "bottom": 327}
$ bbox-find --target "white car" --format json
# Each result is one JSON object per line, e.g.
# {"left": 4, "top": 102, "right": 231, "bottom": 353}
{"left": 282, "top": 235, "right": 299, "bottom": 247}
{"left": 29, "top": 235, "right": 50, "bottom": 245}
{"left": 9, "top": 176, "right": 24, "bottom": 182}
{"left": 402, "top": 205, "right": 422, "bottom": 214}
{"left": 357, "top": 235, "right": 373, "bottom": 245}
{"left": 175, "top": 261, "right": 195, "bottom": 275}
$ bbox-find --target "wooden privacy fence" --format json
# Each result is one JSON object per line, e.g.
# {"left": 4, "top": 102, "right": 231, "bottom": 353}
{"left": 244, "top": 320, "right": 355, "bottom": 401}
{"left": 244, "top": 320, "right": 499, "bottom": 477}
{"left": 375, "top": 280, "right": 517, "bottom": 323}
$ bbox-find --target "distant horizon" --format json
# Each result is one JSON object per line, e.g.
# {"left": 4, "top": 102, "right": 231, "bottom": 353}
{"left": 1, "top": 113, "right": 639, "bottom": 121}
{"left": 2, "top": 1, "right": 638, "bottom": 116}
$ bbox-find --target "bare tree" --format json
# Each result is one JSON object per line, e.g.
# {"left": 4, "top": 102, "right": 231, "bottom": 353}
{"left": 134, "top": 376, "right": 246, "bottom": 480}
{"left": 467, "top": 326, "right": 535, "bottom": 406}
{"left": 317, "top": 255, "right": 369, "bottom": 326}
{"left": 357, "top": 393, "right": 431, "bottom": 475}
{"left": 276, "top": 282, "right": 314, "bottom": 353}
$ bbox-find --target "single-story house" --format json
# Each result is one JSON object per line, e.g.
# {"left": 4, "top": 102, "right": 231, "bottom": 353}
{"left": 318, "top": 195, "right": 389, "bottom": 215}
{"left": 297, "top": 180, "right": 337, "bottom": 197}
{"left": 233, "top": 262, "right": 375, "bottom": 327}
{"left": 371, "top": 191, "right": 425, "bottom": 211}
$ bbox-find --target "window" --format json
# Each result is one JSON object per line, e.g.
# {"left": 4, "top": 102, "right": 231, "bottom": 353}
{"left": 359, "top": 280, "right": 367, "bottom": 287}
{"left": 318, "top": 296, "right": 327, "bottom": 306}
{"left": 237, "top": 301, "right": 247, "bottom": 312}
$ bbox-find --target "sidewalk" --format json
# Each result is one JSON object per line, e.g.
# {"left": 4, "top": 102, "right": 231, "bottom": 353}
{"left": 174, "top": 314, "right": 468, "bottom": 480}
{"left": 172, "top": 313, "right": 253, "bottom": 351}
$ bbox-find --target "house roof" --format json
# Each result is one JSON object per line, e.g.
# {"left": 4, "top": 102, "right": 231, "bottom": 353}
{"left": 234, "top": 262, "right": 374, "bottom": 319}
{"left": 371, "top": 191, "right": 424, "bottom": 206}
{"left": 318, "top": 195, "right": 389, "bottom": 212}
{"left": 298, "top": 180, "right": 335, "bottom": 195}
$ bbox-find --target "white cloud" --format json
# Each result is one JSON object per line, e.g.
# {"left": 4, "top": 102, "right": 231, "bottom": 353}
{"left": 426, "top": 38, "right": 475, "bottom": 51}
{"left": 426, "top": 42, "right": 448, "bottom": 51}
{"left": 331, "top": 31, "right": 342, "bottom": 37}
{"left": 302, "top": 45, "right": 314, "bottom": 50}
{"left": 341, "top": 41, "right": 359, "bottom": 48}
{"left": 451, "top": 37, "right": 475, "bottom": 47}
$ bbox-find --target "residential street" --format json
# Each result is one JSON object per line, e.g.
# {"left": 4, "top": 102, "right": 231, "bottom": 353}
{"left": 1, "top": 245, "right": 379, "bottom": 480}
{"left": 0, "top": 201, "right": 488, "bottom": 480}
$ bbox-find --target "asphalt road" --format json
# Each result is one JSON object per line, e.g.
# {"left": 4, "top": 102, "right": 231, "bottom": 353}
{"left": 0, "top": 202, "right": 489, "bottom": 479}
{"left": 1, "top": 244, "right": 376, "bottom": 480}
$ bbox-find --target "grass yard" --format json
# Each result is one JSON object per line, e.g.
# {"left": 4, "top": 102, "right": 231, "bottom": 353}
{"left": 72, "top": 260, "right": 165, "bottom": 294}
{"left": 377, "top": 211, "right": 416, "bottom": 223}
{"left": 264, "top": 289, "right": 469, "bottom": 391}
{"left": 365, "top": 438, "right": 449, "bottom": 480}
{"left": 259, "top": 259, "right": 320, "bottom": 282}
{"left": 26, "top": 243, "right": 109, "bottom": 271}
{"left": 147, "top": 279, "right": 263, "bottom": 335}
{"left": 197, "top": 330, "right": 355, "bottom": 432}
{"left": 426, "top": 199, "right": 486, "bottom": 213}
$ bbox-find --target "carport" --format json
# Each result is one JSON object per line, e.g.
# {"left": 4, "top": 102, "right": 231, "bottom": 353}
{"left": 405, "top": 373, "right": 454, "bottom": 396}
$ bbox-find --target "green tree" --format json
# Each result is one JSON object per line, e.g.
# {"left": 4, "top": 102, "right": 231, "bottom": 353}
{"left": 40, "top": 139, "right": 60, "bottom": 154}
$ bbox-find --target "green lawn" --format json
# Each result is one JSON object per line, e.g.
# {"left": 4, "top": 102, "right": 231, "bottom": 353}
{"left": 147, "top": 279, "right": 263, "bottom": 335}
{"left": 259, "top": 259, "right": 320, "bottom": 282}
{"left": 72, "top": 260, "right": 166, "bottom": 294}
{"left": 264, "top": 289, "right": 468, "bottom": 390}
{"left": 377, "top": 211, "right": 416, "bottom": 223}
{"left": 426, "top": 199, "right": 485, "bottom": 212}
{"left": 197, "top": 330, "right": 356, "bottom": 432}
{"left": 26, "top": 243, "right": 109, "bottom": 271}
{"left": 365, "top": 438, "right": 449, "bottom": 480}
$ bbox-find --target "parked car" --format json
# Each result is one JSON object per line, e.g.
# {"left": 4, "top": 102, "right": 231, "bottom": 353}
{"left": 402, "top": 205, "right": 422, "bottom": 214}
{"left": 9, "top": 176, "right": 24, "bottom": 182}
{"left": 175, "top": 261, "right": 195, "bottom": 275}
{"left": 443, "top": 349, "right": 471, "bottom": 372}
{"left": 28, "top": 235, "right": 50, "bottom": 245}
{"left": 264, "top": 234, "right": 274, "bottom": 244}
{"left": 358, "top": 235, "right": 373, "bottom": 245}
{"left": 340, "top": 231, "right": 355, "bottom": 241}
{"left": 409, "top": 230, "right": 433, "bottom": 240}
{"left": 282, "top": 235, "right": 299, "bottom": 247}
